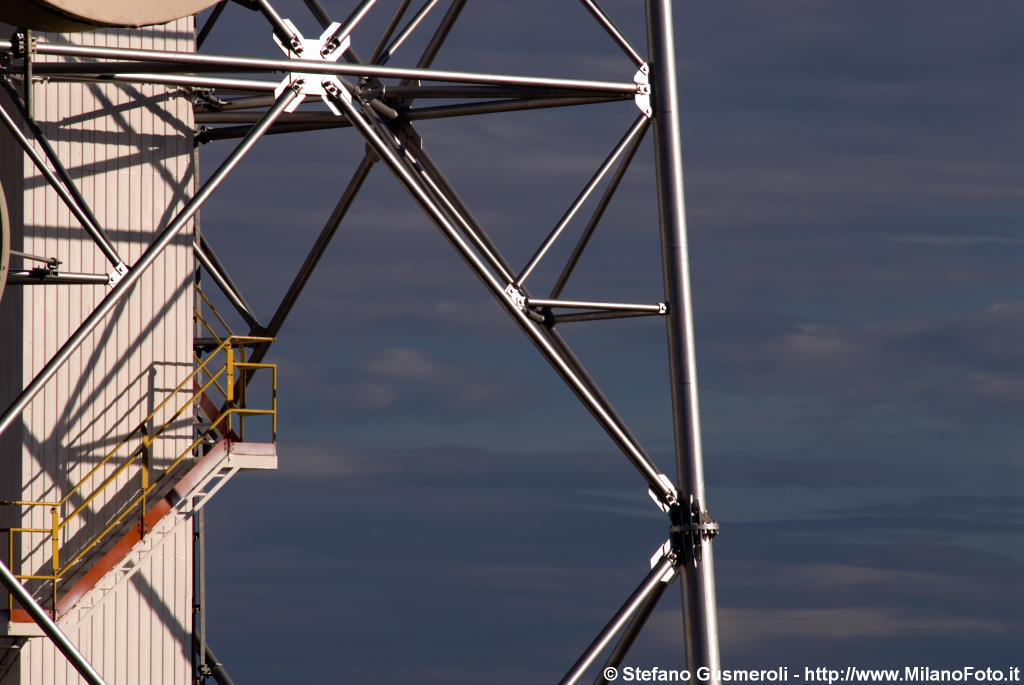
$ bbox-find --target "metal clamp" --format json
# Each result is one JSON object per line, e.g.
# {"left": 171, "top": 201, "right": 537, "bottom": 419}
{"left": 669, "top": 495, "right": 719, "bottom": 567}
{"left": 647, "top": 472, "right": 678, "bottom": 512}
{"left": 14, "top": 31, "right": 36, "bottom": 58}
{"left": 273, "top": 20, "right": 351, "bottom": 116}
{"left": 107, "top": 262, "right": 128, "bottom": 286}
{"left": 634, "top": 64, "right": 652, "bottom": 119}
{"left": 649, "top": 539, "right": 678, "bottom": 583}
{"left": 504, "top": 283, "right": 527, "bottom": 311}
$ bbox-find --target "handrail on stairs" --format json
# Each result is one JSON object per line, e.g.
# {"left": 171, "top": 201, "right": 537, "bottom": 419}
{"left": 1, "top": 335, "right": 276, "bottom": 615}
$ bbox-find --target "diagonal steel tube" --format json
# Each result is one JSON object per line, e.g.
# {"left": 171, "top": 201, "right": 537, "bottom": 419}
{"left": 332, "top": 92, "right": 674, "bottom": 502}
{"left": 254, "top": 0, "right": 303, "bottom": 54}
{"left": 325, "top": 0, "right": 379, "bottom": 56}
{"left": 594, "top": 575, "right": 671, "bottom": 685}
{"left": 0, "top": 85, "right": 299, "bottom": 439}
{"left": 302, "top": 0, "right": 333, "bottom": 29}
{"left": 578, "top": 0, "right": 646, "bottom": 68}
{"left": 0, "top": 88, "right": 123, "bottom": 270}
{"left": 197, "top": 1, "right": 228, "bottom": 50}
{"left": 551, "top": 118, "right": 649, "bottom": 298}
{"left": 197, "top": 235, "right": 258, "bottom": 323}
{"left": 376, "top": 0, "right": 444, "bottom": 65}
{"left": 395, "top": 126, "right": 515, "bottom": 282}
{"left": 0, "top": 560, "right": 106, "bottom": 685}
{"left": 413, "top": 0, "right": 467, "bottom": 70}
{"left": 368, "top": 0, "right": 413, "bottom": 64}
{"left": 194, "top": 240, "right": 262, "bottom": 330}
{"left": 645, "top": 0, "right": 721, "bottom": 676}
{"left": 249, "top": 151, "right": 377, "bottom": 365}
{"left": 516, "top": 114, "right": 648, "bottom": 287}
{"left": 559, "top": 555, "right": 676, "bottom": 685}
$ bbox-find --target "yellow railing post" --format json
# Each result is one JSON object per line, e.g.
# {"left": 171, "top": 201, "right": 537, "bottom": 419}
{"left": 140, "top": 433, "right": 150, "bottom": 538}
{"left": 225, "top": 344, "right": 234, "bottom": 404}
{"left": 50, "top": 506, "right": 59, "bottom": 615}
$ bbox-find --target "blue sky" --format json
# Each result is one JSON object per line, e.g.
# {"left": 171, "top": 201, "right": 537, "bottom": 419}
{"left": 188, "top": 1, "right": 1024, "bottom": 682}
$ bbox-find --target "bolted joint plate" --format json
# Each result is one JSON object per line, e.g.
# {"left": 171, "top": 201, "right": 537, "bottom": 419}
{"left": 669, "top": 494, "right": 719, "bottom": 568}
{"left": 634, "top": 64, "right": 652, "bottom": 118}
{"left": 273, "top": 19, "right": 351, "bottom": 115}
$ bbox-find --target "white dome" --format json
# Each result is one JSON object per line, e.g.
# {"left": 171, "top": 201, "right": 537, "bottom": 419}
{"left": 1, "top": 0, "right": 220, "bottom": 31}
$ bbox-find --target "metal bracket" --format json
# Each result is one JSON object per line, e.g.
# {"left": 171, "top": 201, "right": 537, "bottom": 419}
{"left": 273, "top": 20, "right": 350, "bottom": 115}
{"left": 107, "top": 262, "right": 128, "bottom": 286}
{"left": 669, "top": 494, "right": 719, "bottom": 567}
{"left": 504, "top": 283, "right": 527, "bottom": 311}
{"left": 647, "top": 472, "right": 678, "bottom": 512}
{"left": 634, "top": 64, "right": 652, "bottom": 119}
{"left": 13, "top": 31, "right": 36, "bottom": 58}
{"left": 649, "top": 539, "right": 678, "bottom": 583}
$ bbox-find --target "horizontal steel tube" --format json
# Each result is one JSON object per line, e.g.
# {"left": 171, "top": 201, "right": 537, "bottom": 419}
{"left": 528, "top": 298, "right": 664, "bottom": 312}
{"left": 560, "top": 556, "right": 676, "bottom": 685}
{"left": 5, "top": 271, "right": 110, "bottom": 285}
{"left": 400, "top": 96, "right": 621, "bottom": 120}
{"left": 196, "top": 121, "right": 349, "bottom": 143}
{"left": 0, "top": 560, "right": 107, "bottom": 685}
{"left": 553, "top": 310, "right": 663, "bottom": 324}
{"left": 196, "top": 111, "right": 344, "bottom": 123}
{"left": 382, "top": 84, "right": 624, "bottom": 99}
{"left": 43, "top": 72, "right": 278, "bottom": 92}
{"left": 0, "top": 40, "right": 637, "bottom": 95}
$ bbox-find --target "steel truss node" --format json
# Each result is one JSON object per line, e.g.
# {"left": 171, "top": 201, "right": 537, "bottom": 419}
{"left": 0, "top": 1, "right": 721, "bottom": 682}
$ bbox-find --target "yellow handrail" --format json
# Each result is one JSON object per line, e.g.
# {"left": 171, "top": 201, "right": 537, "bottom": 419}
{"left": 2, "top": 335, "right": 276, "bottom": 612}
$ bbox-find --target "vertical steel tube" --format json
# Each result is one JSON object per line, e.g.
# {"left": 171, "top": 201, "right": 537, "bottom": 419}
{"left": 0, "top": 86, "right": 299, "bottom": 439}
{"left": 559, "top": 556, "right": 675, "bottom": 685}
{"left": 644, "top": 0, "right": 721, "bottom": 677}
{"left": 0, "top": 560, "right": 107, "bottom": 685}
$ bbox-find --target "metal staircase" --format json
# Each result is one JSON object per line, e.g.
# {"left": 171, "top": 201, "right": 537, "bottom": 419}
{"left": 2, "top": 334, "right": 277, "bottom": 634}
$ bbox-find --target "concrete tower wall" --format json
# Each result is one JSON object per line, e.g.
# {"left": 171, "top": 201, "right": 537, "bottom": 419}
{"left": 0, "top": 18, "right": 196, "bottom": 685}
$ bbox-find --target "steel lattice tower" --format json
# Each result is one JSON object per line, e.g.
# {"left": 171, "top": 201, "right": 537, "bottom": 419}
{"left": 0, "top": 1, "right": 721, "bottom": 682}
